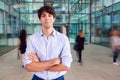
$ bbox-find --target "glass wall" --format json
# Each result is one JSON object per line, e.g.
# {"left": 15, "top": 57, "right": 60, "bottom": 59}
{"left": 1, "top": 0, "right": 120, "bottom": 55}
{"left": 69, "top": 0, "right": 90, "bottom": 43}
{"left": 91, "top": 0, "right": 120, "bottom": 47}
{"left": 0, "top": 10, "right": 8, "bottom": 55}
{"left": 18, "top": 0, "right": 91, "bottom": 43}
{"left": 15, "top": 0, "right": 120, "bottom": 47}
{"left": 0, "top": 1, "right": 20, "bottom": 55}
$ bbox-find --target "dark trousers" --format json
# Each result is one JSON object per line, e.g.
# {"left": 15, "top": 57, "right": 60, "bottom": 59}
{"left": 113, "top": 50, "right": 119, "bottom": 62}
{"left": 32, "top": 75, "right": 64, "bottom": 80}
{"left": 77, "top": 50, "right": 82, "bottom": 62}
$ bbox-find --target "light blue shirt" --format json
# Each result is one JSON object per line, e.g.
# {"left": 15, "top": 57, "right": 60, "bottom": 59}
{"left": 24, "top": 29, "right": 73, "bottom": 80}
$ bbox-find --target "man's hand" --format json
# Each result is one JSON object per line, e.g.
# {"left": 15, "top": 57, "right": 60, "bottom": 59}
{"left": 52, "top": 58, "right": 61, "bottom": 65}
{"left": 26, "top": 53, "right": 62, "bottom": 72}
{"left": 28, "top": 52, "right": 39, "bottom": 62}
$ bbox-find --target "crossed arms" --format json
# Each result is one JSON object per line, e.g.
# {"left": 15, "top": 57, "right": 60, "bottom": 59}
{"left": 25, "top": 53, "right": 70, "bottom": 72}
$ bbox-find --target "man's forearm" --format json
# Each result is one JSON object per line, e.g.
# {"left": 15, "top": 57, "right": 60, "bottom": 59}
{"left": 26, "top": 58, "right": 61, "bottom": 72}
{"left": 47, "top": 64, "right": 70, "bottom": 72}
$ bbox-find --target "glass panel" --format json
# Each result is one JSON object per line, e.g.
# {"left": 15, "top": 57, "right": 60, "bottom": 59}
{"left": 0, "top": 11, "right": 7, "bottom": 45}
{"left": 103, "top": 0, "right": 112, "bottom": 6}
{"left": 69, "top": 23, "right": 90, "bottom": 43}
{"left": 20, "top": 3, "right": 44, "bottom": 13}
{"left": 70, "top": 0, "right": 78, "bottom": 4}
{"left": 70, "top": 14, "right": 79, "bottom": 23}
{"left": 106, "top": 6, "right": 113, "bottom": 13}
{"left": 95, "top": 10, "right": 102, "bottom": 17}
{"left": 112, "top": 11, "right": 120, "bottom": 27}
{"left": 0, "top": 11, "right": 8, "bottom": 55}
{"left": 113, "top": 0, "right": 120, "bottom": 4}
{"left": 55, "top": 14, "right": 69, "bottom": 23}
{"left": 113, "top": 2, "right": 120, "bottom": 11}
{"left": 53, "top": 3, "right": 69, "bottom": 13}
{"left": 70, "top": 3, "right": 90, "bottom": 13}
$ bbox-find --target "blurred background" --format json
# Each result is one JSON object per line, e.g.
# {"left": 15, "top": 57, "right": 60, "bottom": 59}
{"left": 0, "top": 0, "right": 120, "bottom": 55}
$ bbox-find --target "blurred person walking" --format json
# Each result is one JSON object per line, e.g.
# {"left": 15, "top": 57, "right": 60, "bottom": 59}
{"left": 75, "top": 30, "right": 85, "bottom": 64}
{"left": 110, "top": 30, "right": 120, "bottom": 65}
{"left": 18, "top": 29, "right": 27, "bottom": 67}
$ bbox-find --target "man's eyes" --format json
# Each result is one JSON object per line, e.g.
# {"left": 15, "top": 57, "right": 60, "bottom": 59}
{"left": 41, "top": 15, "right": 52, "bottom": 17}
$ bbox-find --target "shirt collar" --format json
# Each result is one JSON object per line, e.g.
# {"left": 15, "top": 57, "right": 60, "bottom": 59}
{"left": 39, "top": 29, "right": 56, "bottom": 37}
{"left": 52, "top": 29, "right": 56, "bottom": 37}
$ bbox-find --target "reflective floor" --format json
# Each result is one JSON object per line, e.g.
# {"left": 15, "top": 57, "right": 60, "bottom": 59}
{"left": 0, "top": 44, "right": 120, "bottom": 80}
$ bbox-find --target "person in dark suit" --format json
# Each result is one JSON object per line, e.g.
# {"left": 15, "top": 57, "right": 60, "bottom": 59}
{"left": 75, "top": 30, "right": 85, "bottom": 63}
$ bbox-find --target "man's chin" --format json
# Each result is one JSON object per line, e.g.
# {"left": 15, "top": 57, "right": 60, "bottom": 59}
{"left": 44, "top": 26, "right": 52, "bottom": 29}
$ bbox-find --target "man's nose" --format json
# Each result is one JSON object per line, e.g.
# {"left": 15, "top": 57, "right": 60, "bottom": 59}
{"left": 45, "top": 16, "right": 49, "bottom": 19}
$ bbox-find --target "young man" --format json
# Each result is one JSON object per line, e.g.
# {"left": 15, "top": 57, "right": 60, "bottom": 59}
{"left": 23, "top": 5, "right": 73, "bottom": 80}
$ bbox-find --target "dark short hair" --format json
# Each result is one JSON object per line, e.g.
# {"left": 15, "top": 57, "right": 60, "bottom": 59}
{"left": 37, "top": 5, "right": 56, "bottom": 19}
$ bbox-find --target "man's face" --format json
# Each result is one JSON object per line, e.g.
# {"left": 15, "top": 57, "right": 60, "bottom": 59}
{"left": 40, "top": 11, "right": 55, "bottom": 28}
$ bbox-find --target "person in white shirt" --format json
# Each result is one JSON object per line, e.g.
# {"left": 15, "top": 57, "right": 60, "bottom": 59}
{"left": 23, "top": 5, "right": 73, "bottom": 80}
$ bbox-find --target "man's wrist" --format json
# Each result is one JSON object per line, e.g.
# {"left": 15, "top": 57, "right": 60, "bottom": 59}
{"left": 49, "top": 58, "right": 60, "bottom": 66}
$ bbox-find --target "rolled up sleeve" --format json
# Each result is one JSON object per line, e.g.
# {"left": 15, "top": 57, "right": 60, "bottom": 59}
{"left": 23, "top": 36, "right": 36, "bottom": 68}
{"left": 60, "top": 35, "right": 73, "bottom": 67}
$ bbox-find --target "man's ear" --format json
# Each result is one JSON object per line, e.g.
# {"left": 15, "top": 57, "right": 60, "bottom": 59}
{"left": 39, "top": 19, "right": 41, "bottom": 23}
{"left": 53, "top": 17, "right": 56, "bottom": 22}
